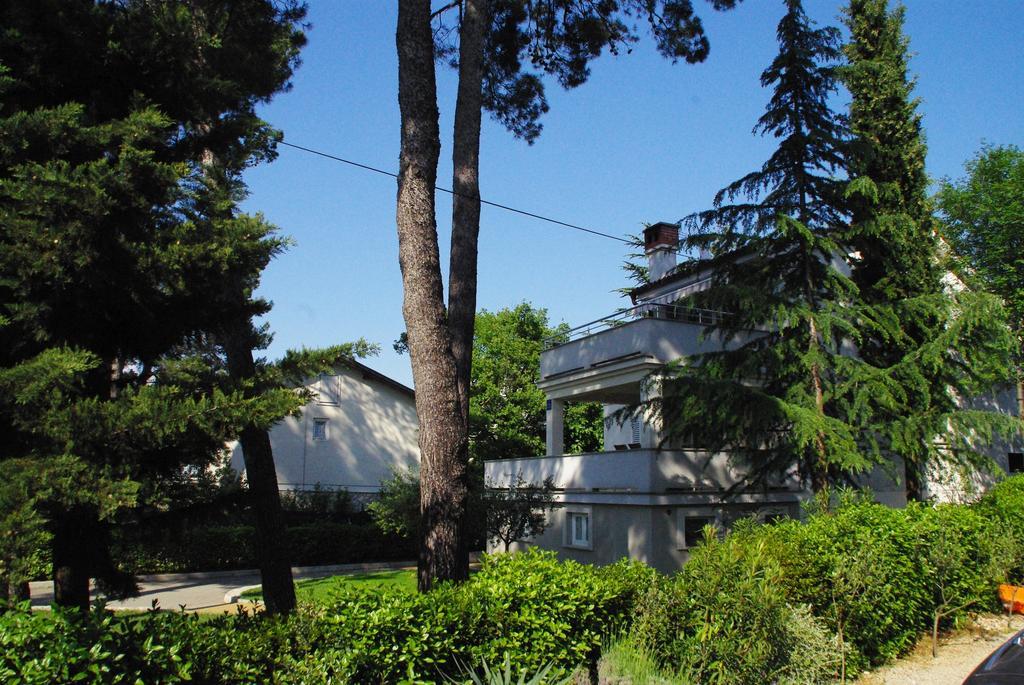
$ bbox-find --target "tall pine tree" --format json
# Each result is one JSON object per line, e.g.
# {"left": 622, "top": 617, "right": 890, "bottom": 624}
{"left": 0, "top": 0, "right": 309, "bottom": 609}
{"left": 666, "top": 0, "right": 870, "bottom": 492}
{"left": 841, "top": 0, "right": 1017, "bottom": 500}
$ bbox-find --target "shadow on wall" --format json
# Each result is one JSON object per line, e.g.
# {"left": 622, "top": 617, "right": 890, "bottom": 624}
{"left": 230, "top": 367, "right": 419, "bottom": 492}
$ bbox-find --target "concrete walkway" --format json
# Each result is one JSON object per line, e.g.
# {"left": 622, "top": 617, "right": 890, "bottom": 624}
{"left": 28, "top": 561, "right": 415, "bottom": 612}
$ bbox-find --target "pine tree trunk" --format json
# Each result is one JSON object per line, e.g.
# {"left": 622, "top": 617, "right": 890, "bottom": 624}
{"left": 397, "top": 0, "right": 470, "bottom": 591}
{"left": 447, "top": 0, "right": 487, "bottom": 575}
{"left": 805, "top": 276, "right": 829, "bottom": 493}
{"left": 52, "top": 506, "right": 93, "bottom": 610}
{"left": 448, "top": 0, "right": 486, "bottom": 428}
{"left": 224, "top": 331, "right": 296, "bottom": 615}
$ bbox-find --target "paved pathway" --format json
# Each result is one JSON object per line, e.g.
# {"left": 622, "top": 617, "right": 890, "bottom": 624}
{"left": 28, "top": 561, "right": 415, "bottom": 612}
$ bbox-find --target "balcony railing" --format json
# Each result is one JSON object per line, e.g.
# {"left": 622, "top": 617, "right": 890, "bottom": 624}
{"left": 543, "top": 302, "right": 730, "bottom": 349}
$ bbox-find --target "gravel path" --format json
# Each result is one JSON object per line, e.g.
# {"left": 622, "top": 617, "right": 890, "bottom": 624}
{"left": 856, "top": 614, "right": 1024, "bottom": 685}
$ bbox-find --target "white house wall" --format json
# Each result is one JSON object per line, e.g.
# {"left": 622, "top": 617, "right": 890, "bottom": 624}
{"left": 230, "top": 366, "right": 419, "bottom": 493}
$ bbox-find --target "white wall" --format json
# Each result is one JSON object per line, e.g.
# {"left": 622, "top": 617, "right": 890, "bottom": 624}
{"left": 230, "top": 365, "right": 419, "bottom": 492}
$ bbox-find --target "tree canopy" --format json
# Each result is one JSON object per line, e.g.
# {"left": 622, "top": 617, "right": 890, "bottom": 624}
{"left": 471, "top": 303, "right": 602, "bottom": 461}
{"left": 0, "top": 0, "right": 309, "bottom": 608}
{"left": 938, "top": 144, "right": 1024, "bottom": 417}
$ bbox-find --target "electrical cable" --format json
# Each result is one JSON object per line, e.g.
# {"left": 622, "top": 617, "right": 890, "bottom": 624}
{"left": 276, "top": 140, "right": 635, "bottom": 245}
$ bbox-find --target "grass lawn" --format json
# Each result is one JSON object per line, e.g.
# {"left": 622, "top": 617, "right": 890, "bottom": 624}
{"left": 241, "top": 569, "right": 417, "bottom": 603}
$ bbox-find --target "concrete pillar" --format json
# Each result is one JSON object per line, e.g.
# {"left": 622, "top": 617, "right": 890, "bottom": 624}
{"left": 640, "top": 377, "right": 662, "bottom": 449}
{"left": 546, "top": 398, "right": 565, "bottom": 456}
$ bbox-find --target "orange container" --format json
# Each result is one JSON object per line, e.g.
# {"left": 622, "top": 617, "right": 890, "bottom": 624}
{"left": 998, "top": 584, "right": 1024, "bottom": 614}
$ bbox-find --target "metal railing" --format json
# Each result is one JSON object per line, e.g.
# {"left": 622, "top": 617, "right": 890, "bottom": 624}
{"left": 543, "top": 302, "right": 730, "bottom": 349}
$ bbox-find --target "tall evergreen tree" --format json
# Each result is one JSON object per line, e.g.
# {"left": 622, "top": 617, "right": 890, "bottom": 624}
{"left": 840, "top": 0, "right": 1016, "bottom": 499}
{"left": 841, "top": 0, "right": 938, "bottom": 304}
{"left": 0, "top": 0, "right": 309, "bottom": 609}
{"left": 665, "top": 0, "right": 876, "bottom": 491}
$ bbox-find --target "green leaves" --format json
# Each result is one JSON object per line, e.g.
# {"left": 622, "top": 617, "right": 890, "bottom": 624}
{"left": 470, "top": 304, "right": 601, "bottom": 460}
{"left": 937, "top": 144, "right": 1024, "bottom": 363}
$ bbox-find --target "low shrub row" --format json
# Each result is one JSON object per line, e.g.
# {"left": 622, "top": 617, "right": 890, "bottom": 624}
{"left": 9, "top": 477, "right": 1024, "bottom": 684}
{"left": 631, "top": 479, "right": 1024, "bottom": 683}
{"left": 112, "top": 522, "right": 417, "bottom": 574}
{"left": 2, "top": 550, "right": 652, "bottom": 684}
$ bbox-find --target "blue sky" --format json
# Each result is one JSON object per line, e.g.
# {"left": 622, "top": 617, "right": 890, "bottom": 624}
{"left": 242, "top": 1, "right": 1024, "bottom": 387}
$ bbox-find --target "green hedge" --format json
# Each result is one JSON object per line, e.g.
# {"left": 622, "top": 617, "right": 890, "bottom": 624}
{"left": 632, "top": 486, "right": 1021, "bottom": 682}
{"left": 10, "top": 478, "right": 1024, "bottom": 684}
{"left": 2, "top": 550, "right": 651, "bottom": 684}
{"left": 113, "top": 522, "right": 417, "bottom": 574}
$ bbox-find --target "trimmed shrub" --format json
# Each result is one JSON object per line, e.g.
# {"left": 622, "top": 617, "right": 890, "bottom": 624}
{"left": 633, "top": 524, "right": 826, "bottom": 684}
{"left": 112, "top": 522, "right": 416, "bottom": 574}
{"left": 2, "top": 550, "right": 652, "bottom": 684}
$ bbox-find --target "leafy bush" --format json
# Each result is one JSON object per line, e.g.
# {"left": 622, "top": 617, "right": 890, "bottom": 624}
{"left": 978, "top": 474, "right": 1024, "bottom": 578}
{"left": 633, "top": 524, "right": 830, "bottom": 684}
{"left": 280, "top": 484, "right": 353, "bottom": 517}
{"left": 113, "top": 521, "right": 416, "bottom": 574}
{"left": 773, "top": 499, "right": 933, "bottom": 669}
{"left": 13, "top": 486, "right": 1024, "bottom": 684}
{"left": 3, "top": 550, "right": 650, "bottom": 684}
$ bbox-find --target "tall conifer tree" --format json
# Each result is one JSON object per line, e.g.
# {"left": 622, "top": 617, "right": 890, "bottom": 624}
{"left": 666, "top": 0, "right": 869, "bottom": 492}
{"left": 0, "top": 0, "right": 309, "bottom": 609}
{"left": 841, "top": 0, "right": 1017, "bottom": 499}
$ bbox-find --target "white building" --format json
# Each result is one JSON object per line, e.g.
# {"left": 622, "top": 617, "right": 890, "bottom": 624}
{"left": 485, "top": 222, "right": 1022, "bottom": 572}
{"left": 230, "top": 360, "right": 419, "bottom": 503}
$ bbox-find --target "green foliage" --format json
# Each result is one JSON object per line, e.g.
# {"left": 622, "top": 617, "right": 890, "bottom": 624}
{"left": 633, "top": 523, "right": 836, "bottom": 684}
{"left": 451, "top": 654, "right": 570, "bottom": 685}
{"left": 288, "top": 549, "right": 650, "bottom": 683}
{"left": 113, "top": 522, "right": 416, "bottom": 575}
{"left": 279, "top": 484, "right": 354, "bottom": 518}
{"left": 0, "top": 0, "right": 310, "bottom": 602}
{"left": 471, "top": 304, "right": 601, "bottom": 460}
{"left": 433, "top": 1, "right": 740, "bottom": 144}
{"left": 10, "top": 490, "right": 1024, "bottom": 683}
{"left": 369, "top": 467, "right": 423, "bottom": 539}
{"left": 841, "top": 0, "right": 938, "bottom": 302}
{"left": 937, "top": 144, "right": 1024, "bottom": 369}
{"left": 485, "top": 474, "right": 556, "bottom": 551}
{"left": 668, "top": 0, "right": 880, "bottom": 490}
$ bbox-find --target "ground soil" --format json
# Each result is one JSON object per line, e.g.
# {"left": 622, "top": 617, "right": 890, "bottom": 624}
{"left": 856, "top": 613, "right": 1024, "bottom": 685}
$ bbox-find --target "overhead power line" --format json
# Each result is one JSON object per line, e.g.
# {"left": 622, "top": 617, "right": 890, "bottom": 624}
{"left": 276, "top": 140, "right": 634, "bottom": 245}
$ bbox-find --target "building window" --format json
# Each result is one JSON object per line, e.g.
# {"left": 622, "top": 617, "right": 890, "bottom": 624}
{"left": 312, "top": 418, "right": 328, "bottom": 441}
{"left": 677, "top": 509, "right": 719, "bottom": 550}
{"left": 1009, "top": 452, "right": 1024, "bottom": 474}
{"left": 316, "top": 374, "right": 340, "bottom": 405}
{"left": 564, "top": 506, "right": 593, "bottom": 550}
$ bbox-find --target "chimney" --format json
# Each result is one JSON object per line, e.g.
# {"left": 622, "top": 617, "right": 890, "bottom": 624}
{"left": 643, "top": 222, "right": 679, "bottom": 282}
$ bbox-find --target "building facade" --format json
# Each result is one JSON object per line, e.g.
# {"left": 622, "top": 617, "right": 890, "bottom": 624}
{"left": 485, "top": 222, "right": 1021, "bottom": 573}
{"left": 230, "top": 361, "right": 419, "bottom": 504}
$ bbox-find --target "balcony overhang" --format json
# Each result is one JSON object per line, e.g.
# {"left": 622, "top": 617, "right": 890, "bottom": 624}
{"left": 537, "top": 354, "right": 662, "bottom": 403}
{"left": 485, "top": 449, "right": 803, "bottom": 504}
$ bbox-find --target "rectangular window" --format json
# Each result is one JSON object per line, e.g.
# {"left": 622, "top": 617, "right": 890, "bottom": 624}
{"left": 678, "top": 512, "right": 717, "bottom": 550}
{"left": 1010, "top": 452, "right": 1024, "bottom": 474}
{"left": 316, "top": 374, "right": 340, "bottom": 405}
{"left": 564, "top": 507, "right": 593, "bottom": 550}
{"left": 312, "top": 418, "right": 328, "bottom": 441}
{"left": 570, "top": 513, "right": 589, "bottom": 546}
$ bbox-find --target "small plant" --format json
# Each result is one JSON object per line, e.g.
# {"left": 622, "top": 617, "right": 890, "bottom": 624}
{"left": 485, "top": 473, "right": 556, "bottom": 551}
{"left": 449, "top": 654, "right": 570, "bottom": 685}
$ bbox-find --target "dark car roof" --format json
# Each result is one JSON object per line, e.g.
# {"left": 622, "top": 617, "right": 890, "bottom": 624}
{"left": 963, "top": 628, "right": 1024, "bottom": 683}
